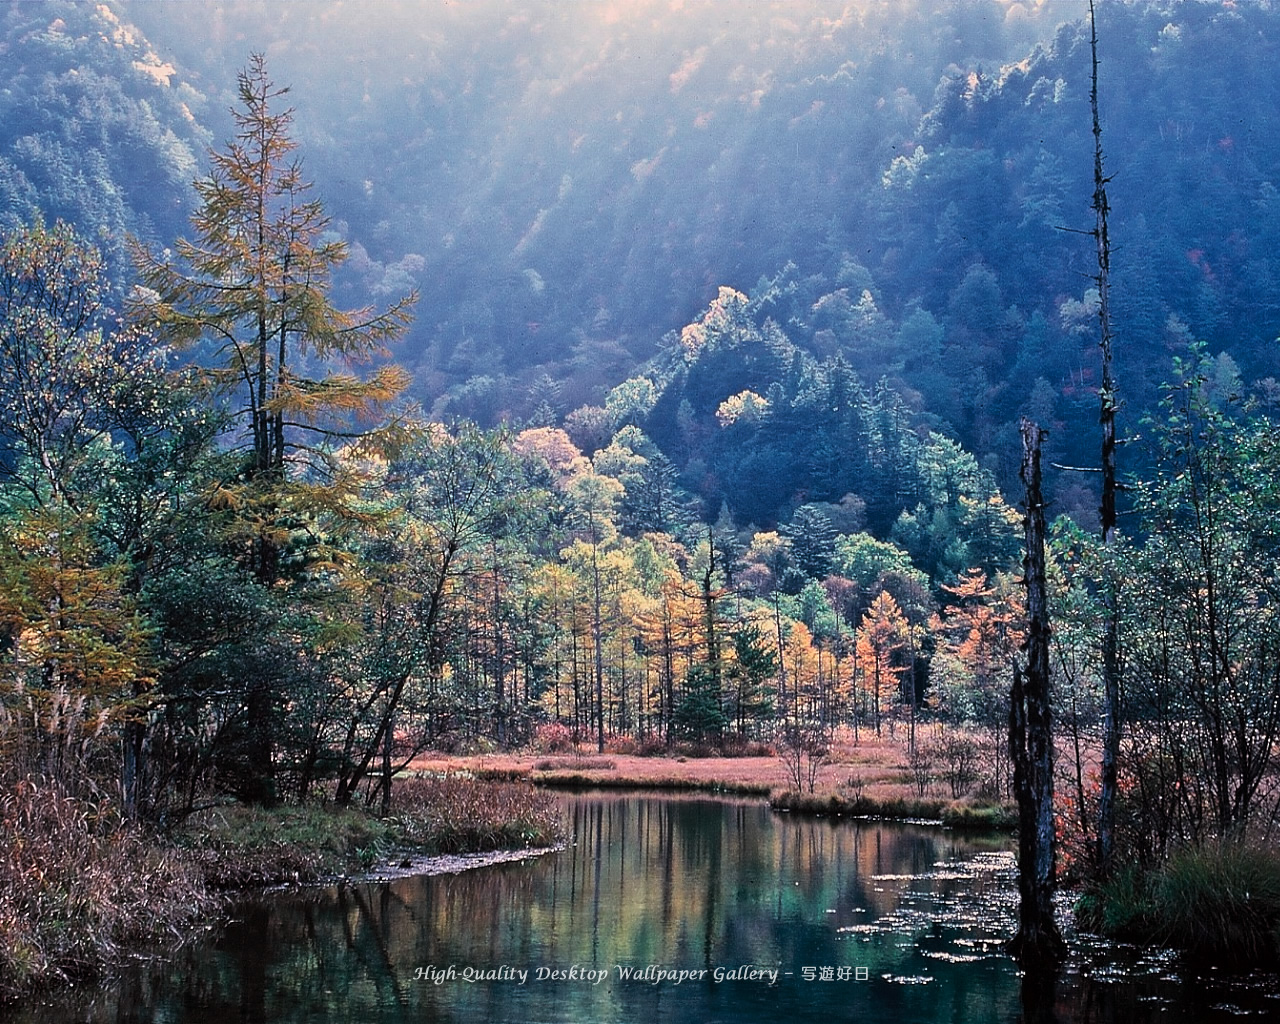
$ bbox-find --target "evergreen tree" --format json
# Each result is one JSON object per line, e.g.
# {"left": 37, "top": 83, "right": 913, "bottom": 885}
{"left": 134, "top": 54, "right": 415, "bottom": 804}
{"left": 783, "top": 504, "right": 837, "bottom": 580}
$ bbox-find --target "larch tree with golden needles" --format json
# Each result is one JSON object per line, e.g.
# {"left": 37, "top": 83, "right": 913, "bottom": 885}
{"left": 133, "top": 54, "right": 415, "bottom": 804}
{"left": 855, "top": 591, "right": 910, "bottom": 738}
{"left": 933, "top": 569, "right": 1024, "bottom": 795}
{"left": 135, "top": 53, "right": 415, "bottom": 583}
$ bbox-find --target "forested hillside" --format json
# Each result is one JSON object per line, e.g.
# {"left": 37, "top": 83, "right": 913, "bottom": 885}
{"left": 1, "top": 0, "right": 1276, "bottom": 522}
{"left": 0, "top": 2, "right": 207, "bottom": 276}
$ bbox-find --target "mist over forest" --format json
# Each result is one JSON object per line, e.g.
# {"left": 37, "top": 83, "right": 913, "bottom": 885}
{"left": 4, "top": 0, "right": 1277, "bottom": 528}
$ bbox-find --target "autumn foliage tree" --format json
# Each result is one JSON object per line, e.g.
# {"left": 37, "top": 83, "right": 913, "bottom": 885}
{"left": 931, "top": 570, "right": 1023, "bottom": 793}
{"left": 134, "top": 54, "right": 415, "bottom": 804}
{"left": 135, "top": 53, "right": 415, "bottom": 575}
{"left": 855, "top": 591, "right": 910, "bottom": 738}
{"left": 0, "top": 220, "right": 168, "bottom": 796}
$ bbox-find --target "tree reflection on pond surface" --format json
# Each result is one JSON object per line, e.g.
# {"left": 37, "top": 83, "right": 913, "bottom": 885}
{"left": 12, "top": 793, "right": 1280, "bottom": 1024}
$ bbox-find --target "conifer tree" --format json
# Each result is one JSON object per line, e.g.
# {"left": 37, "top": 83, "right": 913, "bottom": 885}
{"left": 136, "top": 53, "right": 415, "bottom": 583}
{"left": 855, "top": 591, "right": 910, "bottom": 737}
{"left": 134, "top": 54, "right": 415, "bottom": 804}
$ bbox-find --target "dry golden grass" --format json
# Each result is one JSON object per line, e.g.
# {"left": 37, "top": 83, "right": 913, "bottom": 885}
{"left": 0, "top": 778, "right": 213, "bottom": 1001}
{"left": 411, "top": 734, "right": 916, "bottom": 797}
{"left": 411, "top": 731, "right": 1015, "bottom": 830}
{"left": 391, "top": 775, "right": 563, "bottom": 854}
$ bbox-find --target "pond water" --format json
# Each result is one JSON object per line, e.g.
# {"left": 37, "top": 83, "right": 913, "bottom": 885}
{"left": 13, "top": 793, "right": 1280, "bottom": 1023}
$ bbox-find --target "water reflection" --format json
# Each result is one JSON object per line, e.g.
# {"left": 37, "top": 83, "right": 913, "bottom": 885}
{"left": 12, "top": 793, "right": 1280, "bottom": 1023}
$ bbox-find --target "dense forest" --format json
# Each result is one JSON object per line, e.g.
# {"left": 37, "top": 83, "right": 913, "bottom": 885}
{"left": 4, "top": 0, "right": 1280, "bottom": 979}
{"left": 6, "top": 0, "right": 1278, "bottom": 501}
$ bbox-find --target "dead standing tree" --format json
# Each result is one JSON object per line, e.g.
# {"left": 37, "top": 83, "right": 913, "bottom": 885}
{"left": 1057, "top": 0, "right": 1122, "bottom": 878}
{"left": 1009, "top": 419, "right": 1066, "bottom": 966}
{"left": 1089, "top": 0, "right": 1122, "bottom": 880}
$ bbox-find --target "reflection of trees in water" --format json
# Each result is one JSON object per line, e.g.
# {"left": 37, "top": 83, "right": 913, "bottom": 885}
{"left": 200, "top": 796, "right": 1004, "bottom": 1005}
{"left": 276, "top": 797, "right": 1002, "bottom": 980}
{"left": 24, "top": 796, "right": 1029, "bottom": 1023}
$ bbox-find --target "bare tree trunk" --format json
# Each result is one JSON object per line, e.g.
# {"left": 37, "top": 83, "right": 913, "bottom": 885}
{"left": 701, "top": 526, "right": 724, "bottom": 744}
{"left": 1009, "top": 419, "right": 1066, "bottom": 967}
{"left": 1090, "top": 0, "right": 1121, "bottom": 880}
{"left": 379, "top": 708, "right": 393, "bottom": 817}
{"left": 591, "top": 531, "right": 606, "bottom": 753}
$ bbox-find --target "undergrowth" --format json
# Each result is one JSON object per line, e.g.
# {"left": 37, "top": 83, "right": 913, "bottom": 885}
{"left": 179, "top": 775, "right": 563, "bottom": 887}
{"left": 0, "top": 777, "right": 213, "bottom": 1002}
{"left": 1076, "top": 841, "right": 1280, "bottom": 963}
{"left": 532, "top": 756, "right": 616, "bottom": 771}
{"left": 177, "top": 802, "right": 395, "bottom": 888}
{"left": 3, "top": 772, "right": 562, "bottom": 1001}
{"left": 769, "top": 788, "right": 1015, "bottom": 828}
{"left": 534, "top": 772, "right": 771, "bottom": 795}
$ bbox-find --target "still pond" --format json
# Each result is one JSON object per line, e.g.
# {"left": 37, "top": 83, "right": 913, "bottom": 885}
{"left": 13, "top": 792, "right": 1280, "bottom": 1022}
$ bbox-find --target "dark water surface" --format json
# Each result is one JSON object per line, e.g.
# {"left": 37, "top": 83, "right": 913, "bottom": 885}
{"left": 13, "top": 793, "right": 1280, "bottom": 1023}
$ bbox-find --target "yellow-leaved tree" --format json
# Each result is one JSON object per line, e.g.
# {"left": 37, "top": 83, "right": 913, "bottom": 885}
{"left": 133, "top": 54, "right": 416, "bottom": 804}
{"left": 855, "top": 591, "right": 911, "bottom": 738}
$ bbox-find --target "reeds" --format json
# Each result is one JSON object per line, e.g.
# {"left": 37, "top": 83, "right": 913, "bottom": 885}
{"left": 768, "top": 787, "right": 1015, "bottom": 828}
{"left": 1077, "top": 841, "right": 1280, "bottom": 962}
{"left": 0, "top": 777, "right": 212, "bottom": 1000}
{"left": 390, "top": 774, "right": 563, "bottom": 854}
{"left": 532, "top": 756, "right": 617, "bottom": 771}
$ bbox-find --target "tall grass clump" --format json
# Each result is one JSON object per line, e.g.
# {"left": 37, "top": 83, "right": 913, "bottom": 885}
{"left": 391, "top": 775, "right": 563, "bottom": 854}
{"left": 1078, "top": 841, "right": 1280, "bottom": 963}
{"left": 177, "top": 776, "right": 563, "bottom": 888}
{"left": 0, "top": 777, "right": 212, "bottom": 1001}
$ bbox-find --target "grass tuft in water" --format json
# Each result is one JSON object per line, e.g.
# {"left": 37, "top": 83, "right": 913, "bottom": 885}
{"left": 1077, "top": 841, "right": 1280, "bottom": 963}
{"left": 769, "top": 788, "right": 1015, "bottom": 829}
{"left": 389, "top": 774, "right": 563, "bottom": 854}
{"left": 180, "top": 775, "right": 564, "bottom": 888}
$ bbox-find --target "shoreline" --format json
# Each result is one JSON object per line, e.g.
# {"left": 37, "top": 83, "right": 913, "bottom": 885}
{"left": 409, "top": 751, "right": 1016, "bottom": 830}
{"left": 1, "top": 754, "right": 1008, "bottom": 1004}
{"left": 350, "top": 844, "right": 563, "bottom": 885}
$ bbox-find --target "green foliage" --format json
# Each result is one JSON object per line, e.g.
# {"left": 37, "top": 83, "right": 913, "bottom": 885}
{"left": 7, "top": 1, "right": 1280, "bottom": 531}
{"left": 1078, "top": 843, "right": 1280, "bottom": 964}
{"left": 130, "top": 55, "right": 418, "bottom": 805}
{"left": 0, "top": 219, "right": 189, "bottom": 792}
{"left": 726, "top": 622, "right": 777, "bottom": 733}
{"left": 673, "top": 665, "right": 727, "bottom": 744}
{"left": 834, "top": 533, "right": 915, "bottom": 587}
{"left": 0, "top": 218, "right": 163, "bottom": 505}
{"left": 1115, "top": 351, "right": 1280, "bottom": 843}
{"left": 782, "top": 505, "right": 837, "bottom": 580}
{"left": 134, "top": 53, "right": 415, "bottom": 584}
{"left": 27, "top": 23, "right": 1280, "bottom": 987}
